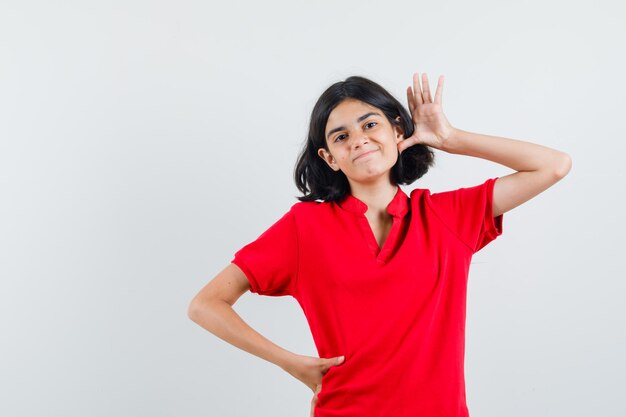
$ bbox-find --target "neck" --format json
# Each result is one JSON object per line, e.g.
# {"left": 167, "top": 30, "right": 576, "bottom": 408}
{"left": 348, "top": 177, "right": 398, "bottom": 217}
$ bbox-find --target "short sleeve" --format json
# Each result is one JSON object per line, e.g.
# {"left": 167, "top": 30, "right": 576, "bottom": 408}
{"left": 230, "top": 207, "right": 299, "bottom": 296}
{"left": 427, "top": 177, "right": 504, "bottom": 253}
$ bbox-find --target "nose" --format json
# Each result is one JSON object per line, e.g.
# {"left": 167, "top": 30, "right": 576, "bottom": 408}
{"left": 351, "top": 132, "right": 369, "bottom": 149}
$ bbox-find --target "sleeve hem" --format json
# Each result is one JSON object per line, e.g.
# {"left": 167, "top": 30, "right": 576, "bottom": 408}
{"left": 483, "top": 177, "right": 504, "bottom": 239}
{"left": 475, "top": 177, "right": 504, "bottom": 253}
{"left": 231, "top": 257, "right": 261, "bottom": 295}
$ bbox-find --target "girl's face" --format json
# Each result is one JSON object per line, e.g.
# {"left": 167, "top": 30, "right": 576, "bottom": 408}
{"left": 318, "top": 99, "right": 404, "bottom": 185}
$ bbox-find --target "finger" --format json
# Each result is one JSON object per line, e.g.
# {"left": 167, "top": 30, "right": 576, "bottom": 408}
{"left": 323, "top": 356, "right": 344, "bottom": 370}
{"left": 434, "top": 75, "right": 444, "bottom": 106}
{"left": 412, "top": 72, "right": 423, "bottom": 106}
{"left": 398, "top": 140, "right": 406, "bottom": 154}
{"left": 399, "top": 136, "right": 417, "bottom": 153}
{"left": 398, "top": 136, "right": 411, "bottom": 154}
{"left": 422, "top": 73, "right": 432, "bottom": 102}
{"left": 310, "top": 385, "right": 321, "bottom": 417}
{"left": 406, "top": 87, "right": 411, "bottom": 112}
{"left": 406, "top": 86, "right": 415, "bottom": 114}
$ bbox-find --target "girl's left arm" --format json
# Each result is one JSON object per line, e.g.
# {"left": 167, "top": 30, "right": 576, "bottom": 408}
{"left": 403, "top": 72, "right": 572, "bottom": 218}
{"left": 441, "top": 128, "right": 572, "bottom": 217}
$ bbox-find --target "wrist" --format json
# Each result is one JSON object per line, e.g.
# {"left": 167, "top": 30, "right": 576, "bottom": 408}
{"left": 277, "top": 350, "right": 299, "bottom": 372}
{"left": 441, "top": 127, "right": 463, "bottom": 154}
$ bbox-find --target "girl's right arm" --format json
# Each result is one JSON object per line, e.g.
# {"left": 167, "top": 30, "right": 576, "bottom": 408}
{"left": 187, "top": 263, "right": 345, "bottom": 395}
{"left": 187, "top": 263, "right": 297, "bottom": 370}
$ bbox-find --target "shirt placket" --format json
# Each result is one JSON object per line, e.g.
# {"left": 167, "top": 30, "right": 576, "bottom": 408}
{"left": 357, "top": 214, "right": 402, "bottom": 264}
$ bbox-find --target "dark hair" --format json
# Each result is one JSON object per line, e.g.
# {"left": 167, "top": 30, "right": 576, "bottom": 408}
{"left": 294, "top": 75, "right": 435, "bottom": 203}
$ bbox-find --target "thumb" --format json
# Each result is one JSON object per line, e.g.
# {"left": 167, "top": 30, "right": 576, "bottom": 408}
{"left": 332, "top": 355, "right": 345, "bottom": 365}
{"left": 322, "top": 356, "right": 345, "bottom": 376}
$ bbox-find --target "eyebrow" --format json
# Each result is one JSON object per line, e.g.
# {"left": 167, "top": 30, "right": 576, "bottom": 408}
{"left": 326, "top": 112, "right": 382, "bottom": 140}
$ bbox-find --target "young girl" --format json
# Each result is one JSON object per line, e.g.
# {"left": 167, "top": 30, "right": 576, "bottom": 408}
{"left": 188, "top": 73, "right": 572, "bottom": 417}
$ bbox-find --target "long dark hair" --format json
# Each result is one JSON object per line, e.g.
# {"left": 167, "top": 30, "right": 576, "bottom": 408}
{"left": 294, "top": 76, "right": 435, "bottom": 203}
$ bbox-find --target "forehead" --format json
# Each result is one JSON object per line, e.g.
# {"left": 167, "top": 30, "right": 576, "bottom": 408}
{"left": 325, "top": 99, "right": 382, "bottom": 131}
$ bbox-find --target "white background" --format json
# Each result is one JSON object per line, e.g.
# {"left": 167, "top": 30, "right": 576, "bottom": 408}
{"left": 1, "top": 0, "right": 624, "bottom": 416}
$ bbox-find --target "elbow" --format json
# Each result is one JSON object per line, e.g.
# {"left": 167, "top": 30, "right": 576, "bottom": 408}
{"left": 188, "top": 295, "right": 223, "bottom": 323}
{"left": 187, "top": 300, "right": 197, "bottom": 322}
{"left": 553, "top": 152, "right": 572, "bottom": 179}
{"left": 187, "top": 297, "right": 203, "bottom": 322}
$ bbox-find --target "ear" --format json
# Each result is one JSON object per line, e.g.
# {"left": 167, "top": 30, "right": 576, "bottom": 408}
{"left": 318, "top": 148, "right": 340, "bottom": 171}
{"left": 393, "top": 116, "right": 405, "bottom": 143}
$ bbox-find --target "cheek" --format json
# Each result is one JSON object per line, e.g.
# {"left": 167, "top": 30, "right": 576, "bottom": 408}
{"left": 386, "top": 148, "right": 400, "bottom": 165}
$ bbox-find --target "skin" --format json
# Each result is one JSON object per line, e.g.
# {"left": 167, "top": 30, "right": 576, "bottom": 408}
{"left": 188, "top": 72, "right": 573, "bottom": 416}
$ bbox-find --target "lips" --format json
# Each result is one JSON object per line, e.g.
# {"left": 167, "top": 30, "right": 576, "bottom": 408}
{"left": 354, "top": 149, "right": 378, "bottom": 161}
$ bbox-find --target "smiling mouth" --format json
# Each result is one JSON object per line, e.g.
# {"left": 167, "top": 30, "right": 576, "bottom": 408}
{"left": 354, "top": 149, "right": 378, "bottom": 161}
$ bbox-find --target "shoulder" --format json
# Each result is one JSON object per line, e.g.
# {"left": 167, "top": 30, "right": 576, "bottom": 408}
{"left": 408, "top": 186, "right": 453, "bottom": 218}
{"left": 287, "top": 200, "right": 340, "bottom": 227}
{"left": 289, "top": 200, "right": 331, "bottom": 217}
{"left": 408, "top": 187, "right": 433, "bottom": 207}
{"left": 412, "top": 178, "right": 498, "bottom": 218}
{"left": 409, "top": 187, "right": 432, "bottom": 198}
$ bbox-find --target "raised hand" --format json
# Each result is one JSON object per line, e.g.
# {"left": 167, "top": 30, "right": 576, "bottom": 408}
{"left": 399, "top": 72, "right": 456, "bottom": 153}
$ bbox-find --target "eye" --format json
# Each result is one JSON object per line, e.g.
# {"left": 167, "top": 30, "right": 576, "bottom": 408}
{"left": 333, "top": 121, "right": 377, "bottom": 142}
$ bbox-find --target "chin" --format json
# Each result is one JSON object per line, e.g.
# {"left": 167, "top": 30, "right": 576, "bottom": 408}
{"left": 352, "top": 168, "right": 393, "bottom": 182}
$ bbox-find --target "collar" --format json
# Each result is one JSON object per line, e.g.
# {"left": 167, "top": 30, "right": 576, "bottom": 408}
{"left": 338, "top": 186, "right": 409, "bottom": 218}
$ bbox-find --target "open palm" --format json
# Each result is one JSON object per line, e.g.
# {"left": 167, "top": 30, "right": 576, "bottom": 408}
{"left": 399, "top": 72, "right": 456, "bottom": 153}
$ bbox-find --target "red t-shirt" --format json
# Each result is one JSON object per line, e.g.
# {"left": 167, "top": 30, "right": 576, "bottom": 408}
{"left": 231, "top": 177, "right": 504, "bottom": 417}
